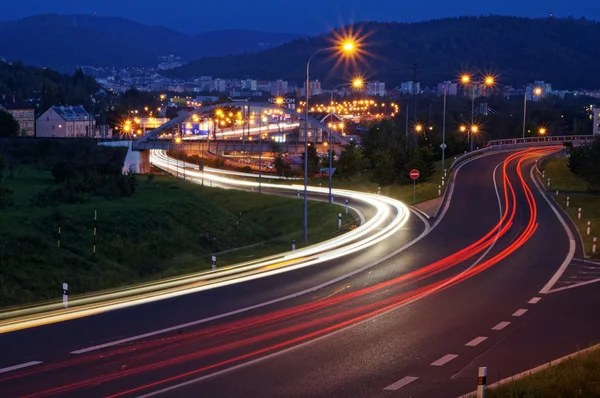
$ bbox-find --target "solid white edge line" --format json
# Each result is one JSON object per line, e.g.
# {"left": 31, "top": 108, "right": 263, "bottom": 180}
{"left": 0, "top": 361, "right": 42, "bottom": 374}
{"left": 465, "top": 336, "right": 488, "bottom": 347}
{"left": 131, "top": 153, "right": 507, "bottom": 397}
{"left": 383, "top": 376, "right": 419, "bottom": 391}
{"left": 528, "top": 297, "right": 541, "bottom": 304}
{"left": 512, "top": 309, "right": 528, "bottom": 317}
{"left": 491, "top": 321, "right": 510, "bottom": 331}
{"left": 531, "top": 163, "right": 577, "bottom": 294}
{"left": 456, "top": 342, "right": 600, "bottom": 398}
{"left": 430, "top": 354, "right": 458, "bottom": 366}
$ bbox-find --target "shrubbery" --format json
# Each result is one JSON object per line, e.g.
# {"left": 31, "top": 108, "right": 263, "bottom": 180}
{"left": 569, "top": 137, "right": 600, "bottom": 191}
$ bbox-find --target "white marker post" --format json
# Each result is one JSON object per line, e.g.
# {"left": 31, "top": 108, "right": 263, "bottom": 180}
{"left": 593, "top": 237, "right": 597, "bottom": 254}
{"left": 556, "top": 190, "right": 559, "bottom": 196}
{"left": 345, "top": 199, "right": 349, "bottom": 214}
{"left": 211, "top": 255, "right": 216, "bottom": 270}
{"left": 62, "top": 282, "right": 68, "bottom": 309}
{"left": 542, "top": 170, "right": 545, "bottom": 178}
{"left": 377, "top": 186, "right": 381, "bottom": 195}
{"left": 587, "top": 221, "right": 591, "bottom": 236}
{"left": 292, "top": 239, "right": 296, "bottom": 251}
{"left": 444, "top": 169, "right": 447, "bottom": 178}
{"left": 442, "top": 176, "right": 445, "bottom": 187}
{"left": 297, "top": 190, "right": 300, "bottom": 199}
{"left": 331, "top": 194, "right": 334, "bottom": 203}
{"left": 338, "top": 213, "right": 342, "bottom": 229}
{"left": 567, "top": 197, "right": 570, "bottom": 207}
{"left": 547, "top": 178, "right": 551, "bottom": 187}
{"left": 438, "top": 185, "right": 441, "bottom": 197}
{"left": 578, "top": 208, "right": 582, "bottom": 220}
{"left": 476, "top": 366, "right": 487, "bottom": 398}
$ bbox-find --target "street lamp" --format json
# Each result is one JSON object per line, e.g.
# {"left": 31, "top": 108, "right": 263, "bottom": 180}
{"left": 539, "top": 127, "right": 547, "bottom": 135}
{"left": 523, "top": 87, "right": 543, "bottom": 139}
{"left": 415, "top": 124, "right": 423, "bottom": 133}
{"left": 303, "top": 40, "right": 356, "bottom": 242}
{"left": 460, "top": 74, "right": 495, "bottom": 151}
{"left": 259, "top": 115, "right": 267, "bottom": 194}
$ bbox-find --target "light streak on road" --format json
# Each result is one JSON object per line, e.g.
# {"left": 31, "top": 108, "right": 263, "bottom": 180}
{"left": 0, "top": 148, "right": 560, "bottom": 398}
{"left": 0, "top": 151, "right": 411, "bottom": 334}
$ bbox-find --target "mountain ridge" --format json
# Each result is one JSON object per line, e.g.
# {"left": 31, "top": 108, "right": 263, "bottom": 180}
{"left": 0, "top": 14, "right": 304, "bottom": 71}
{"left": 167, "top": 15, "right": 600, "bottom": 89}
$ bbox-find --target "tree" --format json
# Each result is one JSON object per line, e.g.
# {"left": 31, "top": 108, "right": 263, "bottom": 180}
{"left": 371, "top": 150, "right": 396, "bottom": 186}
{"left": 337, "top": 142, "right": 363, "bottom": 180}
{"left": 0, "top": 110, "right": 19, "bottom": 137}
{"left": 300, "top": 145, "right": 320, "bottom": 177}
{"left": 273, "top": 154, "right": 292, "bottom": 177}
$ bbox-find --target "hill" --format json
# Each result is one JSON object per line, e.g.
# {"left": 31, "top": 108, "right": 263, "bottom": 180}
{"left": 0, "top": 14, "right": 304, "bottom": 71}
{"left": 167, "top": 16, "right": 600, "bottom": 89}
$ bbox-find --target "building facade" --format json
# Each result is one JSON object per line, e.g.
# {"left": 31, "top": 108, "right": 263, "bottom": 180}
{"left": 400, "top": 81, "right": 420, "bottom": 95}
{"left": 270, "top": 80, "right": 289, "bottom": 96}
{"left": 437, "top": 81, "right": 458, "bottom": 96}
{"left": 0, "top": 96, "right": 35, "bottom": 136}
{"left": 367, "top": 81, "right": 386, "bottom": 97}
{"left": 36, "top": 106, "right": 96, "bottom": 138}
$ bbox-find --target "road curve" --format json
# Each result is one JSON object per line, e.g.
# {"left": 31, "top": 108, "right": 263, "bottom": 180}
{"left": 0, "top": 147, "right": 578, "bottom": 398}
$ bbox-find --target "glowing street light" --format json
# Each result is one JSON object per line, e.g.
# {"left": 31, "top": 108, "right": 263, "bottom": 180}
{"left": 303, "top": 37, "right": 359, "bottom": 241}
{"left": 539, "top": 127, "right": 547, "bottom": 135}
{"left": 459, "top": 125, "right": 467, "bottom": 133}
{"left": 471, "top": 125, "right": 479, "bottom": 134}
{"left": 460, "top": 73, "right": 496, "bottom": 150}
{"left": 523, "top": 87, "right": 544, "bottom": 139}
{"left": 415, "top": 124, "right": 423, "bottom": 133}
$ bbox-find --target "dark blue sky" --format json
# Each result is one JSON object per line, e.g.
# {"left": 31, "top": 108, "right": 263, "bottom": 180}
{"left": 2, "top": 0, "right": 596, "bottom": 34}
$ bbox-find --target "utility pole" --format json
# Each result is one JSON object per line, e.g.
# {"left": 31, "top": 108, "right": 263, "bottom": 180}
{"left": 412, "top": 63, "right": 418, "bottom": 148}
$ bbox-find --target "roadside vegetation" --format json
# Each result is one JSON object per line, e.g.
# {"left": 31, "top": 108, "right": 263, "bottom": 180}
{"left": 0, "top": 139, "right": 354, "bottom": 307}
{"left": 483, "top": 347, "right": 600, "bottom": 398}
{"left": 541, "top": 141, "right": 600, "bottom": 259}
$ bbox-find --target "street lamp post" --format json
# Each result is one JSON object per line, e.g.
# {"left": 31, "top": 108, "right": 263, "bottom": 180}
{"left": 303, "top": 42, "right": 355, "bottom": 242}
{"left": 523, "top": 87, "right": 542, "bottom": 139}
{"left": 442, "top": 84, "right": 447, "bottom": 174}
{"left": 259, "top": 116, "right": 264, "bottom": 194}
{"left": 461, "top": 74, "right": 494, "bottom": 151}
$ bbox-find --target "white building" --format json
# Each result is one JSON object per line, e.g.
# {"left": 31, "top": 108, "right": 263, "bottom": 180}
{"left": 36, "top": 106, "right": 96, "bottom": 138}
{"left": 367, "top": 81, "right": 386, "bottom": 96}
{"left": 437, "top": 81, "right": 458, "bottom": 96}
{"left": 400, "top": 81, "right": 420, "bottom": 95}
{"left": 241, "top": 79, "right": 257, "bottom": 91}
{"left": 593, "top": 105, "right": 600, "bottom": 136}
{"left": 270, "top": 80, "right": 289, "bottom": 96}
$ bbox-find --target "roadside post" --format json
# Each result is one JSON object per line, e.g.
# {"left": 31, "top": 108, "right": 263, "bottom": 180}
{"left": 62, "top": 283, "right": 68, "bottom": 309}
{"left": 578, "top": 208, "right": 582, "bottom": 220}
{"left": 587, "top": 221, "right": 591, "bottom": 236}
{"left": 476, "top": 366, "right": 487, "bottom": 398}
{"left": 410, "top": 169, "right": 420, "bottom": 204}
{"left": 338, "top": 213, "right": 342, "bottom": 229}
{"left": 345, "top": 199, "right": 349, "bottom": 214}
{"left": 566, "top": 197, "right": 570, "bottom": 207}
{"left": 593, "top": 237, "right": 597, "bottom": 254}
{"left": 377, "top": 186, "right": 381, "bottom": 195}
{"left": 292, "top": 239, "right": 296, "bottom": 251}
{"left": 547, "top": 177, "right": 550, "bottom": 187}
{"left": 211, "top": 255, "right": 216, "bottom": 270}
{"left": 442, "top": 176, "right": 445, "bottom": 187}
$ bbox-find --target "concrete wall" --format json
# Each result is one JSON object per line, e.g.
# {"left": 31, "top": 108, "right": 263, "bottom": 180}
{"left": 99, "top": 140, "right": 150, "bottom": 174}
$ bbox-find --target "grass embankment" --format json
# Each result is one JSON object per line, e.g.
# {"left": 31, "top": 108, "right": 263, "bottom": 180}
{"left": 541, "top": 157, "right": 599, "bottom": 259}
{"left": 0, "top": 167, "right": 354, "bottom": 307}
{"left": 483, "top": 347, "right": 600, "bottom": 398}
{"left": 311, "top": 160, "right": 446, "bottom": 205}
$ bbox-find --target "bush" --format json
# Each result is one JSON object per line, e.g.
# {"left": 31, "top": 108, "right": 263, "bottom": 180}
{"left": 0, "top": 187, "right": 14, "bottom": 209}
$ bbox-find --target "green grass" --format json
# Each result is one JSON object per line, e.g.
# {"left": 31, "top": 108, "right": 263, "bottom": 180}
{"left": 0, "top": 167, "right": 354, "bottom": 307}
{"left": 542, "top": 158, "right": 589, "bottom": 192}
{"left": 557, "top": 194, "right": 600, "bottom": 259}
{"left": 310, "top": 160, "right": 446, "bottom": 205}
{"left": 483, "top": 347, "right": 600, "bottom": 398}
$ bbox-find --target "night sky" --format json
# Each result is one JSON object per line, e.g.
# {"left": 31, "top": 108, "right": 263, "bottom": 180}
{"left": 2, "top": 0, "right": 597, "bottom": 34}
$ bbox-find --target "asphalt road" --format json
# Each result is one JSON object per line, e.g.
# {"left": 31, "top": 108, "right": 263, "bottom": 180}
{"left": 0, "top": 148, "right": 587, "bottom": 398}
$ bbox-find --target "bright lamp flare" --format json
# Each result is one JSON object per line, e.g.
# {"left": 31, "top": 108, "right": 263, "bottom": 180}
{"left": 352, "top": 78, "right": 364, "bottom": 88}
{"left": 534, "top": 87, "right": 543, "bottom": 95}
{"left": 343, "top": 42, "right": 354, "bottom": 51}
{"left": 415, "top": 124, "right": 423, "bottom": 132}
{"left": 539, "top": 128, "right": 547, "bottom": 135}
{"left": 459, "top": 125, "right": 467, "bottom": 132}
{"left": 461, "top": 75, "right": 471, "bottom": 83}
{"left": 485, "top": 76, "right": 495, "bottom": 85}
{"left": 471, "top": 125, "right": 479, "bottom": 133}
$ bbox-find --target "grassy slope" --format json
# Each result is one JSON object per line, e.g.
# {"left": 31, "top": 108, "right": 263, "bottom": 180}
{"left": 0, "top": 167, "right": 354, "bottom": 306}
{"left": 484, "top": 348, "right": 600, "bottom": 398}
{"left": 541, "top": 157, "right": 599, "bottom": 258}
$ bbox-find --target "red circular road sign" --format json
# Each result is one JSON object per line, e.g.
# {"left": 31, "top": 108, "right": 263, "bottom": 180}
{"left": 410, "top": 169, "right": 420, "bottom": 180}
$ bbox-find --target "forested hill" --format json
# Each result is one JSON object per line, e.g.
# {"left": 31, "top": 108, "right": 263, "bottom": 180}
{"left": 0, "top": 14, "right": 304, "bottom": 71}
{"left": 167, "top": 16, "right": 600, "bottom": 89}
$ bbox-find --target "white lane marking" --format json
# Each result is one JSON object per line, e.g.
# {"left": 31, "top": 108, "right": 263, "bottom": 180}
{"left": 492, "top": 321, "right": 511, "bottom": 331}
{"left": 126, "top": 154, "right": 509, "bottom": 397}
{"left": 465, "top": 336, "right": 488, "bottom": 347}
{"left": 547, "top": 277, "right": 600, "bottom": 294}
{"left": 72, "top": 209, "right": 431, "bottom": 355}
{"left": 383, "top": 376, "right": 419, "bottom": 391}
{"left": 512, "top": 309, "right": 528, "bottom": 317}
{"left": 531, "top": 164, "right": 576, "bottom": 294}
{"left": 0, "top": 361, "right": 42, "bottom": 374}
{"left": 430, "top": 354, "right": 458, "bottom": 366}
{"left": 528, "top": 297, "right": 541, "bottom": 304}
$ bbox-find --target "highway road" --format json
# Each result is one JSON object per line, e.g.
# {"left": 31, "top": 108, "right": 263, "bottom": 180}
{"left": 0, "top": 147, "right": 592, "bottom": 398}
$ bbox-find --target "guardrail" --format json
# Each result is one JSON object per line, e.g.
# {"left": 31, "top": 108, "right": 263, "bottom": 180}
{"left": 487, "top": 135, "right": 596, "bottom": 147}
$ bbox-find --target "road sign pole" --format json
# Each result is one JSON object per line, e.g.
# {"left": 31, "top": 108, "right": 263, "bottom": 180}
{"left": 413, "top": 179, "right": 416, "bottom": 204}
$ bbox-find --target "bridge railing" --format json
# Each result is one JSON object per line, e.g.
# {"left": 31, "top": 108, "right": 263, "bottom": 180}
{"left": 486, "top": 135, "right": 596, "bottom": 147}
